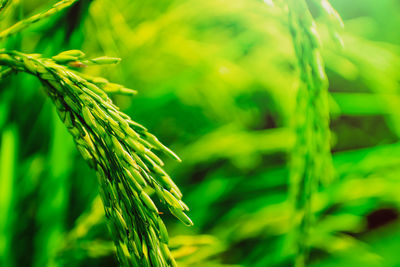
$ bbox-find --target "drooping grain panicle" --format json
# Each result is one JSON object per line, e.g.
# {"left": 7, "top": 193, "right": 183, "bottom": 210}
{"left": 285, "top": 0, "right": 339, "bottom": 266}
{"left": 0, "top": 0, "right": 78, "bottom": 40}
{"left": 0, "top": 49, "right": 192, "bottom": 266}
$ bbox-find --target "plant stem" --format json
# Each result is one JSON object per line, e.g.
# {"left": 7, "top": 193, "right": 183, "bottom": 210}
{"left": 0, "top": 0, "right": 78, "bottom": 40}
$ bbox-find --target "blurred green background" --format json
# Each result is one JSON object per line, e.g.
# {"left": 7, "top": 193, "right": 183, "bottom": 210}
{"left": 1, "top": 0, "right": 400, "bottom": 266}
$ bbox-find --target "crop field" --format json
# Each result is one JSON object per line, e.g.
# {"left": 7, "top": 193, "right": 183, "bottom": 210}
{"left": 1, "top": 0, "right": 400, "bottom": 266}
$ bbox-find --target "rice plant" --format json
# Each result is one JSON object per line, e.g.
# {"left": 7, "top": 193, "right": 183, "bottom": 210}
{"left": 2, "top": 0, "right": 400, "bottom": 266}
{"left": 0, "top": 1, "right": 191, "bottom": 266}
{"left": 284, "top": 0, "right": 342, "bottom": 266}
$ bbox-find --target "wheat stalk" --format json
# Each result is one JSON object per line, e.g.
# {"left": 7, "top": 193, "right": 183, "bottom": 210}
{"left": 0, "top": 49, "right": 192, "bottom": 266}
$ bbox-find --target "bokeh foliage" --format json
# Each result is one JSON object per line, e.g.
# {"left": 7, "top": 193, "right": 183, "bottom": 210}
{"left": 1, "top": 0, "right": 400, "bottom": 266}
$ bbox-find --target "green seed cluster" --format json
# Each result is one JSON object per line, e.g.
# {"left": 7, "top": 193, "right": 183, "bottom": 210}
{"left": 50, "top": 51, "right": 137, "bottom": 96}
{"left": 285, "top": 0, "right": 340, "bottom": 266}
{"left": 0, "top": 49, "right": 192, "bottom": 267}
